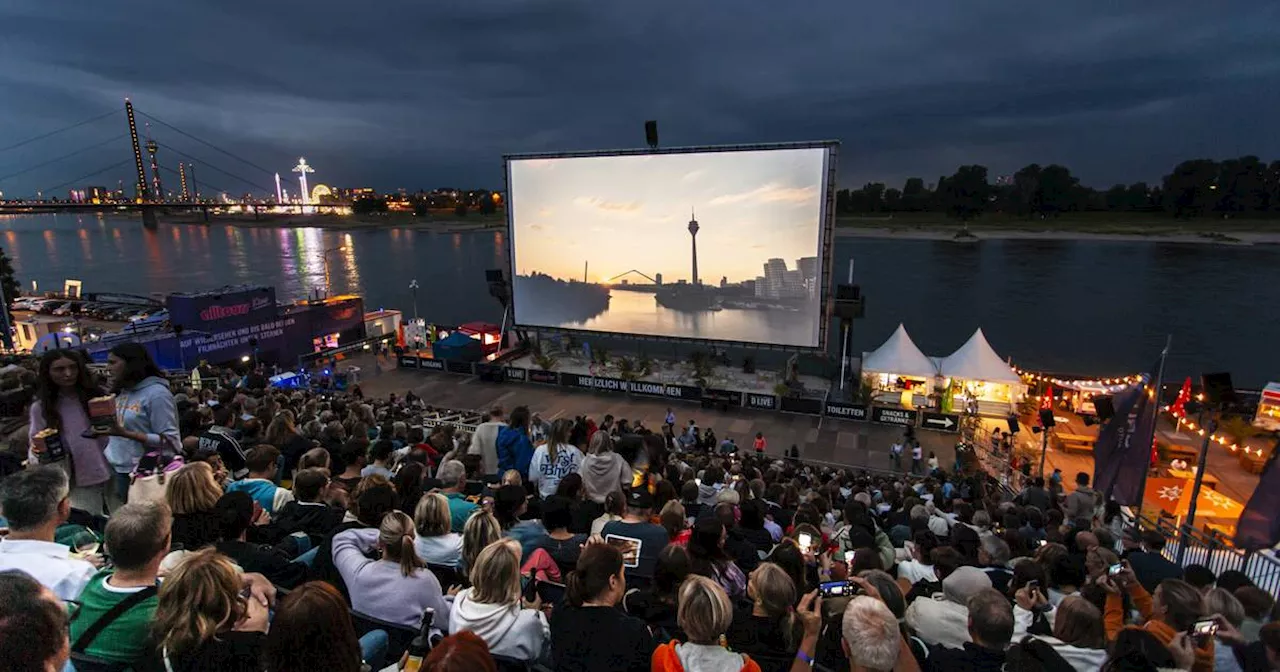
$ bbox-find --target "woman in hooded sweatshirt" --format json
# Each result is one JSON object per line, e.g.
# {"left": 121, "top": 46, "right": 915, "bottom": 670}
{"left": 99, "top": 342, "right": 180, "bottom": 501}
{"left": 527, "top": 418, "right": 582, "bottom": 499}
{"left": 579, "top": 431, "right": 630, "bottom": 504}
{"left": 495, "top": 405, "right": 536, "bottom": 482}
{"left": 1013, "top": 594, "right": 1107, "bottom": 672}
{"left": 450, "top": 538, "right": 549, "bottom": 662}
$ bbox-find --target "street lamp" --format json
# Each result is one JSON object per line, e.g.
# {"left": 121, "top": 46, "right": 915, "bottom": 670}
{"left": 409, "top": 279, "right": 419, "bottom": 321}
{"left": 322, "top": 245, "right": 347, "bottom": 296}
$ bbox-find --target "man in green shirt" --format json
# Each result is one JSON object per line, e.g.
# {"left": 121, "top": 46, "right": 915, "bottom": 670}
{"left": 69, "top": 500, "right": 171, "bottom": 664}
{"left": 438, "top": 460, "right": 478, "bottom": 530}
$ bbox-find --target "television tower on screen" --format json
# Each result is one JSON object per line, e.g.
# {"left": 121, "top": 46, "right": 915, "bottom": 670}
{"left": 688, "top": 207, "right": 700, "bottom": 286}
{"left": 293, "top": 158, "right": 315, "bottom": 205}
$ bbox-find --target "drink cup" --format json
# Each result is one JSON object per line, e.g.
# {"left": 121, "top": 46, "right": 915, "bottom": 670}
{"left": 34, "top": 428, "right": 67, "bottom": 463}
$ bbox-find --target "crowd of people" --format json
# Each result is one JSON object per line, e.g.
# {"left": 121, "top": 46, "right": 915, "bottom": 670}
{"left": 1, "top": 345, "right": 1279, "bottom": 672}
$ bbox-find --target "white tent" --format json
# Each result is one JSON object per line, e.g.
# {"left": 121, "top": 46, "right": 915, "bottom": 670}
{"left": 939, "top": 328, "right": 1021, "bottom": 383}
{"left": 861, "top": 324, "right": 938, "bottom": 378}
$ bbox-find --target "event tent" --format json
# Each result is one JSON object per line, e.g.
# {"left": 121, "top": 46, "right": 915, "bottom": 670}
{"left": 861, "top": 324, "right": 938, "bottom": 379}
{"left": 938, "top": 328, "right": 1021, "bottom": 383}
{"left": 432, "top": 331, "right": 484, "bottom": 362}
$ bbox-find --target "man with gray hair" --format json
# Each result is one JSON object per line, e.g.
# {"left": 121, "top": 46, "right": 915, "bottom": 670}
{"left": 978, "top": 535, "right": 1013, "bottom": 594}
{"left": 924, "top": 588, "right": 1013, "bottom": 671}
{"left": 437, "top": 459, "right": 476, "bottom": 530}
{"left": 0, "top": 465, "right": 97, "bottom": 600}
{"left": 842, "top": 595, "right": 903, "bottom": 671}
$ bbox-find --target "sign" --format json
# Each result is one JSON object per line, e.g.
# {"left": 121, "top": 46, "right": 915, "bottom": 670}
{"left": 419, "top": 357, "right": 445, "bottom": 371}
{"left": 445, "top": 360, "right": 474, "bottom": 375}
{"left": 178, "top": 316, "right": 297, "bottom": 359}
{"left": 825, "top": 401, "right": 869, "bottom": 421}
{"left": 475, "top": 364, "right": 505, "bottom": 382}
{"left": 166, "top": 286, "right": 277, "bottom": 333}
{"left": 871, "top": 406, "right": 918, "bottom": 427}
{"left": 703, "top": 388, "right": 743, "bottom": 407}
{"left": 666, "top": 384, "right": 703, "bottom": 401}
{"left": 744, "top": 393, "right": 777, "bottom": 411}
{"left": 398, "top": 355, "right": 419, "bottom": 369}
{"left": 780, "top": 396, "right": 824, "bottom": 415}
{"left": 920, "top": 411, "right": 960, "bottom": 433}
{"left": 563, "top": 374, "right": 629, "bottom": 392}
{"left": 528, "top": 369, "right": 559, "bottom": 384}
{"left": 505, "top": 367, "right": 527, "bottom": 382}
{"left": 627, "top": 380, "right": 701, "bottom": 401}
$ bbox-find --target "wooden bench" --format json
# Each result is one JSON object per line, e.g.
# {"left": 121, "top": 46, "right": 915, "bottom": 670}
{"left": 1055, "top": 432, "right": 1095, "bottom": 454}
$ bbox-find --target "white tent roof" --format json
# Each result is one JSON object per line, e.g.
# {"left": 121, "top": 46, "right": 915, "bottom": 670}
{"left": 861, "top": 324, "right": 938, "bottom": 378}
{"left": 939, "top": 328, "right": 1022, "bottom": 383}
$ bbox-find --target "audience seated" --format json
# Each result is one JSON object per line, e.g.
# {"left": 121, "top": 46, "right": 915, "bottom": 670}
{"left": 414, "top": 491, "right": 464, "bottom": 567}
{"left": 0, "top": 570, "right": 71, "bottom": 672}
{"left": 450, "top": 538, "right": 549, "bottom": 662}
{"left": 332, "top": 509, "right": 451, "bottom": 630}
{"left": 0, "top": 465, "right": 96, "bottom": 600}
{"left": 550, "top": 540, "right": 654, "bottom": 672}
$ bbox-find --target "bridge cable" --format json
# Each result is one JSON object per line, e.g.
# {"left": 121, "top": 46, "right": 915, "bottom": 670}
{"left": 0, "top": 134, "right": 128, "bottom": 184}
{"left": 154, "top": 142, "right": 271, "bottom": 194}
{"left": 135, "top": 109, "right": 274, "bottom": 177}
{"left": 39, "top": 158, "right": 134, "bottom": 195}
{"left": 0, "top": 108, "right": 122, "bottom": 155}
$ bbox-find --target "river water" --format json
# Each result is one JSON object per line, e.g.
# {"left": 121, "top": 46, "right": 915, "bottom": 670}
{"left": 3, "top": 213, "right": 1277, "bottom": 386}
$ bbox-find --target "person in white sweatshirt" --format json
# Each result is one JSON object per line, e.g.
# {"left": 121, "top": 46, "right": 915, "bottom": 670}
{"left": 468, "top": 407, "right": 506, "bottom": 477}
{"left": 450, "top": 538, "right": 549, "bottom": 662}
{"left": 528, "top": 419, "right": 583, "bottom": 499}
{"left": 1012, "top": 594, "right": 1107, "bottom": 672}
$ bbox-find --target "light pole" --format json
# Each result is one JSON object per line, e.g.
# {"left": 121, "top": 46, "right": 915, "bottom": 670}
{"left": 322, "top": 245, "right": 347, "bottom": 297}
{"left": 409, "top": 279, "right": 419, "bottom": 321}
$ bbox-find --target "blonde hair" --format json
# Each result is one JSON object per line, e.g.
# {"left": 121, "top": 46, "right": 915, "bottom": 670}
{"left": 461, "top": 510, "right": 501, "bottom": 573}
{"left": 588, "top": 431, "right": 614, "bottom": 455}
{"left": 165, "top": 462, "right": 222, "bottom": 515}
{"left": 749, "top": 563, "right": 798, "bottom": 647}
{"left": 677, "top": 574, "right": 734, "bottom": 644}
{"left": 379, "top": 511, "right": 423, "bottom": 577}
{"left": 414, "top": 492, "right": 452, "bottom": 537}
{"left": 152, "top": 548, "right": 244, "bottom": 657}
{"left": 501, "top": 470, "right": 522, "bottom": 487}
{"left": 468, "top": 538, "right": 522, "bottom": 605}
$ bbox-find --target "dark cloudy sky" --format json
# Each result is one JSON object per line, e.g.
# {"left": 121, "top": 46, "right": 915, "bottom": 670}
{"left": 1, "top": 1, "right": 1277, "bottom": 198}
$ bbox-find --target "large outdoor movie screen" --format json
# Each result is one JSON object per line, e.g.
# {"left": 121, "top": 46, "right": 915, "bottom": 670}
{"left": 507, "top": 144, "right": 833, "bottom": 348}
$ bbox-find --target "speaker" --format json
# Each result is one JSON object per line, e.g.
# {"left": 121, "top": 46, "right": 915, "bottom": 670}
{"left": 1201, "top": 372, "right": 1236, "bottom": 405}
{"left": 644, "top": 120, "right": 658, "bottom": 149}
{"left": 1093, "top": 395, "right": 1115, "bottom": 422}
{"left": 1006, "top": 415, "right": 1020, "bottom": 434}
{"left": 1039, "top": 408, "right": 1056, "bottom": 428}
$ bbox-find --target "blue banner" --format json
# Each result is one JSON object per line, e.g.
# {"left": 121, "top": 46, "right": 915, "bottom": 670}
{"left": 1235, "top": 439, "right": 1280, "bottom": 550}
{"left": 1091, "top": 380, "right": 1146, "bottom": 498}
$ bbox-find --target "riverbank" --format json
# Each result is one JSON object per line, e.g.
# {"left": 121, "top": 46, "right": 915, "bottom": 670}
{"left": 164, "top": 211, "right": 506, "bottom": 234}
{"left": 834, "top": 215, "right": 1280, "bottom": 245}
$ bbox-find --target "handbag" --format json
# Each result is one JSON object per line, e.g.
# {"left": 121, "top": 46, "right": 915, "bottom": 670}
{"left": 127, "top": 446, "right": 185, "bottom": 505}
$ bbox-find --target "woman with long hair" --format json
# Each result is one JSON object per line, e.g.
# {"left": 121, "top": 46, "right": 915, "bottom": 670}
{"left": 394, "top": 460, "right": 426, "bottom": 513}
{"left": 528, "top": 418, "right": 583, "bottom": 498}
{"left": 450, "top": 539, "right": 549, "bottom": 662}
{"left": 167, "top": 461, "right": 225, "bottom": 551}
{"left": 687, "top": 518, "right": 747, "bottom": 599}
{"left": 414, "top": 492, "right": 464, "bottom": 568}
{"left": 332, "top": 510, "right": 451, "bottom": 630}
{"left": 495, "top": 405, "right": 536, "bottom": 481}
{"left": 653, "top": 575, "right": 761, "bottom": 672}
{"left": 149, "top": 548, "right": 268, "bottom": 672}
{"left": 579, "top": 431, "right": 629, "bottom": 504}
{"left": 551, "top": 541, "right": 655, "bottom": 672}
{"left": 265, "top": 410, "right": 313, "bottom": 477}
{"left": 28, "top": 348, "right": 112, "bottom": 513}
{"left": 461, "top": 510, "right": 502, "bottom": 576}
{"left": 727, "top": 563, "right": 803, "bottom": 669}
{"left": 100, "top": 342, "right": 180, "bottom": 501}
{"left": 264, "top": 581, "right": 385, "bottom": 672}
{"left": 624, "top": 544, "right": 691, "bottom": 640}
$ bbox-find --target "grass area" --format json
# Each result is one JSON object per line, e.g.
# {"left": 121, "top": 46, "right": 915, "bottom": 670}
{"left": 834, "top": 212, "right": 1280, "bottom": 235}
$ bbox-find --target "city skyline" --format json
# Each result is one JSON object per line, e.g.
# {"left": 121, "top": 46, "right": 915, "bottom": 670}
{"left": 509, "top": 147, "right": 828, "bottom": 285}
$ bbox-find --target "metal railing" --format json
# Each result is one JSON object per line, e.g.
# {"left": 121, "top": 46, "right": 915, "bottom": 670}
{"left": 1140, "top": 514, "right": 1280, "bottom": 595}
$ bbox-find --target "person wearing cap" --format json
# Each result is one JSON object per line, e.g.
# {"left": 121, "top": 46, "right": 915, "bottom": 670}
{"left": 601, "top": 487, "right": 669, "bottom": 585}
{"left": 905, "top": 565, "right": 994, "bottom": 650}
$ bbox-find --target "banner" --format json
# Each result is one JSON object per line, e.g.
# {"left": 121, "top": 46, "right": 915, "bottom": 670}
{"left": 871, "top": 406, "right": 917, "bottom": 427}
{"left": 702, "top": 388, "right": 744, "bottom": 407}
{"left": 419, "top": 358, "right": 445, "bottom": 371}
{"left": 744, "top": 393, "right": 777, "bottom": 411}
{"left": 1112, "top": 383, "right": 1157, "bottom": 505}
{"left": 825, "top": 401, "right": 868, "bottom": 421}
{"left": 562, "top": 374, "right": 629, "bottom": 392}
{"left": 398, "top": 354, "right": 419, "bottom": 369}
{"left": 445, "top": 360, "right": 474, "bottom": 375}
{"left": 920, "top": 411, "right": 960, "bottom": 433}
{"left": 1091, "top": 381, "right": 1146, "bottom": 500}
{"left": 505, "top": 367, "right": 527, "bottom": 382}
{"left": 528, "top": 369, "right": 559, "bottom": 384}
{"left": 779, "top": 396, "right": 824, "bottom": 415}
{"left": 1235, "top": 439, "right": 1280, "bottom": 550}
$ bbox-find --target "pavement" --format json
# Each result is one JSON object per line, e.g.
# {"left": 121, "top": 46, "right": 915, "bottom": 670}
{"left": 353, "top": 355, "right": 959, "bottom": 475}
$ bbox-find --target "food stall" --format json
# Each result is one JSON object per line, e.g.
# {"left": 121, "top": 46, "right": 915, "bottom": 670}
{"left": 860, "top": 324, "right": 939, "bottom": 408}
{"left": 1254, "top": 382, "right": 1280, "bottom": 431}
{"left": 938, "top": 328, "right": 1026, "bottom": 416}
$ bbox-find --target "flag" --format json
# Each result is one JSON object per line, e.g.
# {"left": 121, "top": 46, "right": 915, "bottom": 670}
{"left": 1170, "top": 377, "right": 1192, "bottom": 418}
{"left": 1235, "top": 439, "right": 1280, "bottom": 550}
{"left": 1092, "top": 379, "right": 1147, "bottom": 497}
{"left": 1109, "top": 385, "right": 1156, "bottom": 505}
{"left": 1041, "top": 382, "right": 1054, "bottom": 411}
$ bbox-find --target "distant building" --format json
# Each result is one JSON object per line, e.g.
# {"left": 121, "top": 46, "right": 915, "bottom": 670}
{"left": 743, "top": 279, "right": 756, "bottom": 295}
{"left": 759, "top": 259, "right": 808, "bottom": 299}
{"left": 654, "top": 273, "right": 663, "bottom": 286}
{"left": 797, "top": 257, "right": 818, "bottom": 282}
{"left": 754, "top": 276, "right": 767, "bottom": 298}
{"left": 86, "top": 186, "right": 109, "bottom": 204}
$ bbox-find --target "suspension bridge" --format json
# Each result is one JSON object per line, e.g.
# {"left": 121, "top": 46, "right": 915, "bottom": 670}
{"left": 0, "top": 98, "right": 348, "bottom": 224}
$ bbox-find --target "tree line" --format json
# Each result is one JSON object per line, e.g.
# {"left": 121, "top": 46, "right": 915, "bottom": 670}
{"left": 836, "top": 157, "right": 1280, "bottom": 221}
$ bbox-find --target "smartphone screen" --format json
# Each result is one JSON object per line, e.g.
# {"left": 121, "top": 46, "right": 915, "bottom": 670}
{"left": 844, "top": 550, "right": 855, "bottom": 565}
{"left": 797, "top": 532, "right": 813, "bottom": 552}
{"left": 819, "top": 580, "right": 860, "bottom": 598}
{"left": 1108, "top": 563, "right": 1124, "bottom": 576}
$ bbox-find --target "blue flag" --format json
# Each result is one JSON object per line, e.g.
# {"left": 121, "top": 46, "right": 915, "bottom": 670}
{"left": 1235, "top": 438, "right": 1280, "bottom": 550}
{"left": 1111, "top": 385, "right": 1158, "bottom": 506}
{"left": 1091, "top": 380, "right": 1146, "bottom": 498}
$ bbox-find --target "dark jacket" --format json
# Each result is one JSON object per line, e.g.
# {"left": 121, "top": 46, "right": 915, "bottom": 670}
{"left": 495, "top": 426, "right": 535, "bottom": 479}
{"left": 265, "top": 500, "right": 346, "bottom": 556}
{"left": 1123, "top": 549, "right": 1183, "bottom": 594}
{"left": 925, "top": 642, "right": 1007, "bottom": 672}
{"left": 171, "top": 510, "right": 222, "bottom": 552}
{"left": 215, "top": 540, "right": 308, "bottom": 589}
{"left": 312, "top": 520, "right": 370, "bottom": 602}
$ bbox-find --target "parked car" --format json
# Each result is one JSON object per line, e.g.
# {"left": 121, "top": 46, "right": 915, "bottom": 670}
{"left": 52, "top": 303, "right": 82, "bottom": 316}
{"left": 38, "top": 301, "right": 66, "bottom": 314}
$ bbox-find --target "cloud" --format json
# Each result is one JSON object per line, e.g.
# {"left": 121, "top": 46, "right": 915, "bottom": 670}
{"left": 537, "top": 208, "right": 554, "bottom": 217}
{"left": 709, "top": 183, "right": 819, "bottom": 206}
{"left": 573, "top": 196, "right": 642, "bottom": 214}
{"left": 528, "top": 223, "right": 544, "bottom": 231}
{"left": 681, "top": 169, "right": 705, "bottom": 183}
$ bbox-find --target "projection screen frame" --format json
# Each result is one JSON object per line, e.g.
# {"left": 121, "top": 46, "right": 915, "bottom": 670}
{"left": 502, "top": 140, "right": 839, "bottom": 353}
